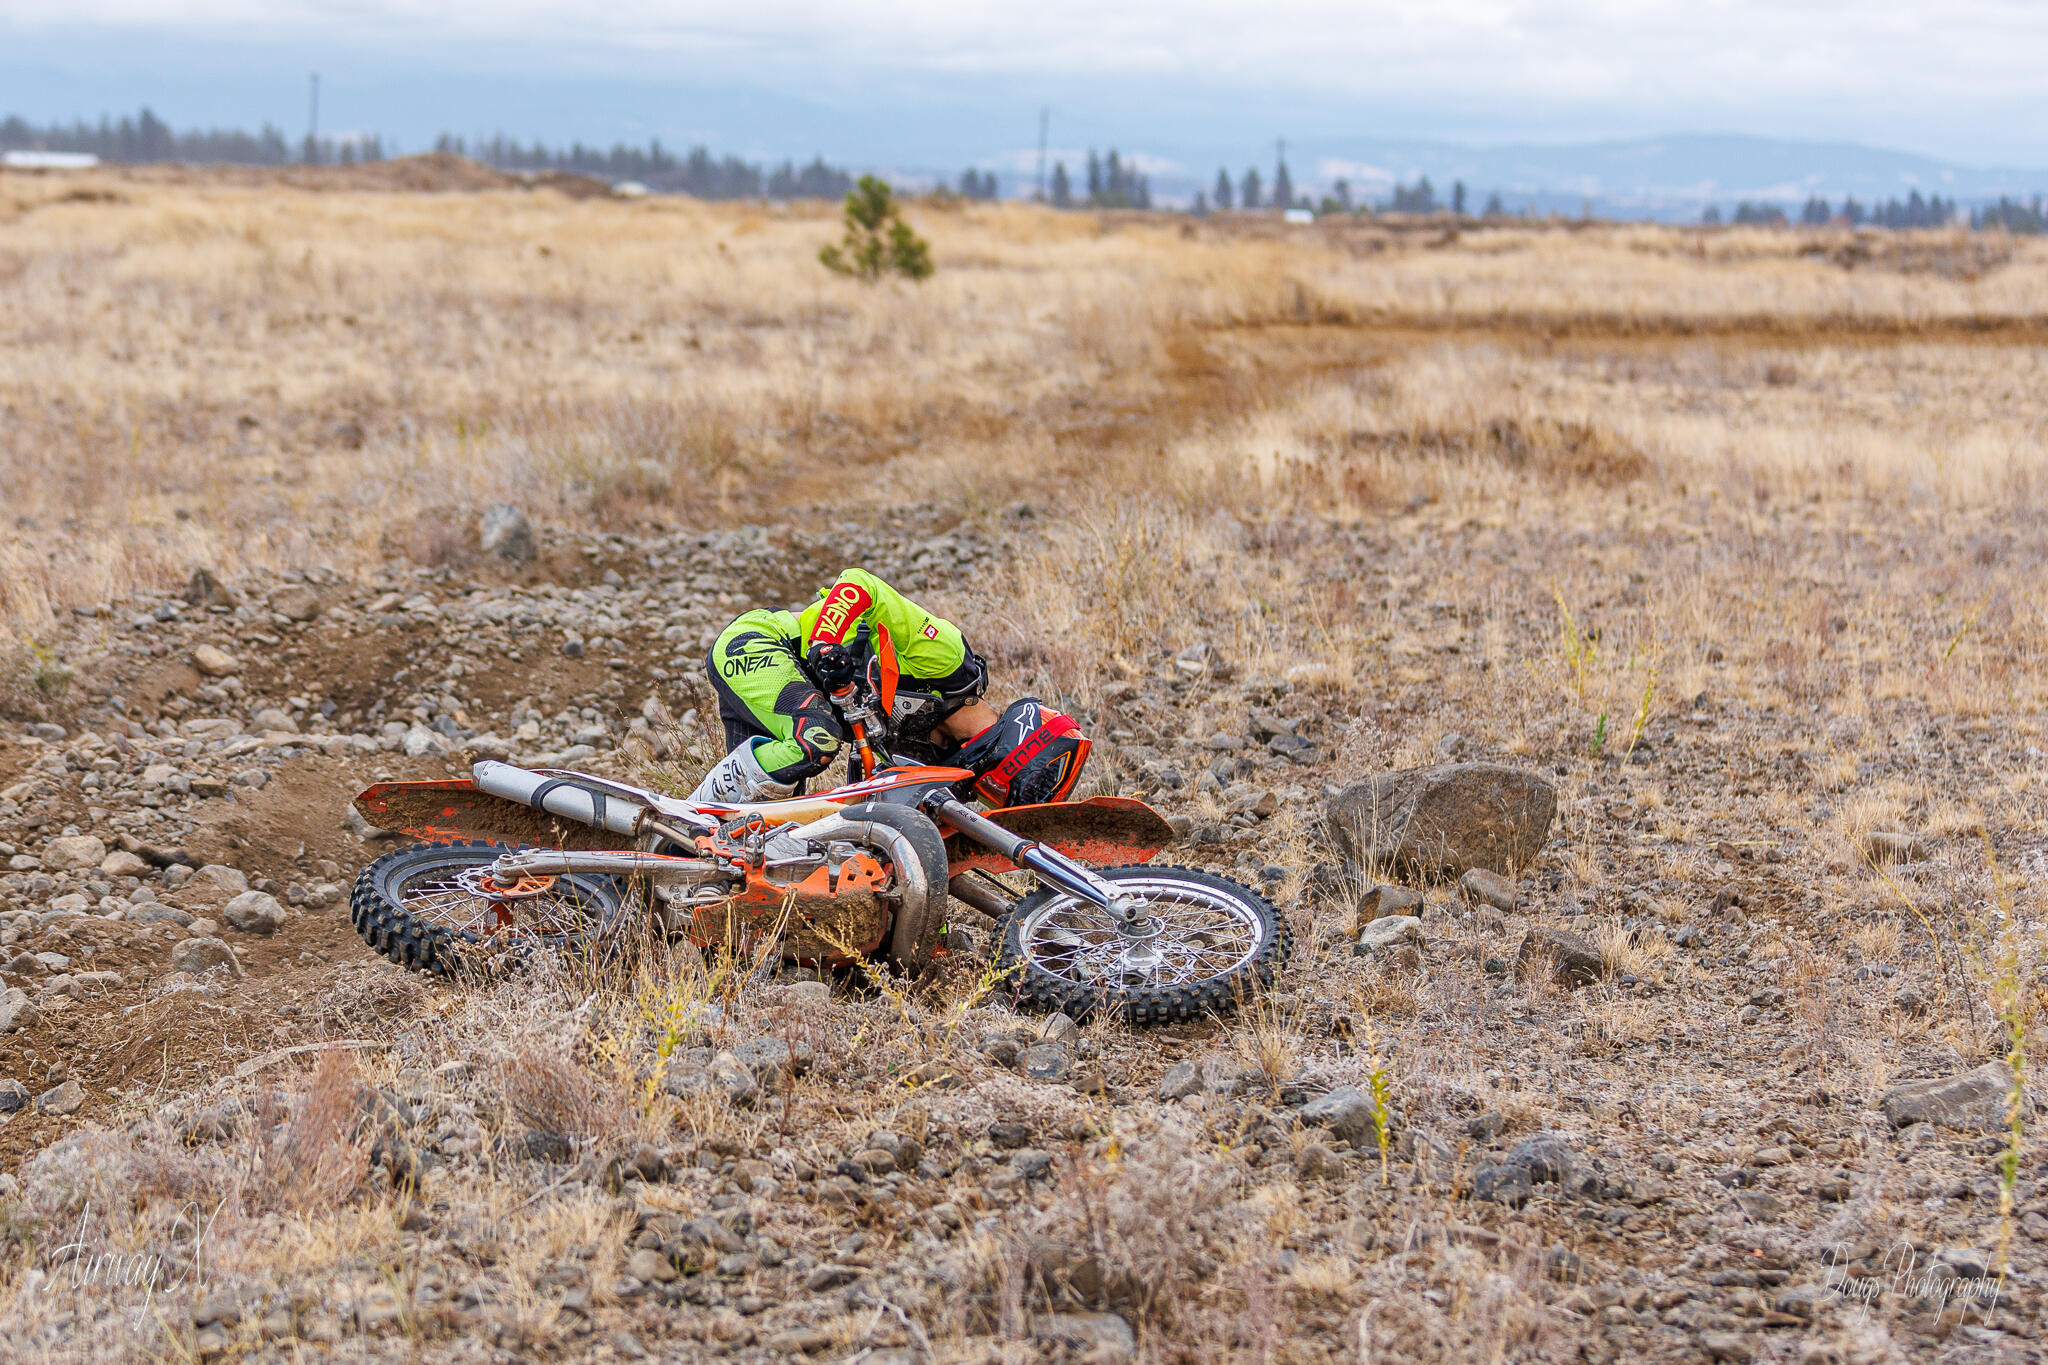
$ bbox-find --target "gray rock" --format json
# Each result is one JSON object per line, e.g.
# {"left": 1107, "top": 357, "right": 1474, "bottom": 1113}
{"left": 1516, "top": 927, "right": 1604, "bottom": 988}
{"left": 185, "top": 568, "right": 238, "bottom": 609}
{"left": 220, "top": 891, "right": 287, "bottom": 935}
{"left": 480, "top": 504, "right": 537, "bottom": 563}
{"left": 1012, "top": 1148, "right": 1055, "bottom": 1180}
{"left": 1471, "top": 1131, "right": 1577, "bottom": 1204}
{"left": 1327, "top": 762, "right": 1557, "bottom": 879}
{"left": 130, "top": 904, "right": 194, "bottom": 927}
{"left": 41, "top": 836, "right": 108, "bottom": 872}
{"left": 36, "top": 1079, "right": 84, "bottom": 1115}
{"left": 1021, "top": 1044, "right": 1075, "bottom": 1084}
{"left": 1470, "top": 1162, "right": 1534, "bottom": 1206}
{"left": 250, "top": 707, "right": 298, "bottom": 734}
{"left": 1879, "top": 1063, "right": 2018, "bottom": 1133}
{"left": 187, "top": 865, "right": 249, "bottom": 900}
{"left": 727, "top": 1037, "right": 814, "bottom": 1081}
{"left": 1861, "top": 831, "right": 1930, "bottom": 865}
{"left": 1459, "top": 867, "right": 1518, "bottom": 911}
{"left": 270, "top": 586, "right": 322, "bottom": 622}
{"left": 192, "top": 644, "right": 239, "bottom": 677}
{"left": 99, "top": 850, "right": 151, "bottom": 878}
{"left": 1040, "top": 1012, "right": 1080, "bottom": 1045}
{"left": 1300, "top": 1085, "right": 1385, "bottom": 1147}
{"left": 169, "top": 936, "right": 242, "bottom": 978}
{"left": 1157, "top": 1061, "right": 1204, "bottom": 1100}
{"left": 0, "top": 988, "right": 41, "bottom": 1033}
{"left": 1504, "top": 1132, "right": 1577, "bottom": 1182}
{"left": 1033, "top": 1312, "right": 1135, "bottom": 1363}
{"left": 1356, "top": 915, "right": 1423, "bottom": 952}
{"left": 1356, "top": 884, "right": 1423, "bottom": 922}
{"left": 0, "top": 1079, "right": 27, "bottom": 1112}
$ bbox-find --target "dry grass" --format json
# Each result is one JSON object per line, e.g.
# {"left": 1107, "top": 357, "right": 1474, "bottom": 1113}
{"left": 6, "top": 168, "right": 2048, "bottom": 1362}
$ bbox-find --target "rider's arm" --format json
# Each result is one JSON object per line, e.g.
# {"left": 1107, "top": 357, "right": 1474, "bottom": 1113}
{"left": 805, "top": 568, "right": 969, "bottom": 678}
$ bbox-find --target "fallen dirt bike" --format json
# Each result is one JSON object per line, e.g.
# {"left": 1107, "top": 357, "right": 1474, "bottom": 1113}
{"left": 347, "top": 689, "right": 1289, "bottom": 1021}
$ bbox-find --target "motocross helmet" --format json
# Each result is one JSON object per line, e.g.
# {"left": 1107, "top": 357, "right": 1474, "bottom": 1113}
{"left": 955, "top": 698, "right": 1090, "bottom": 807}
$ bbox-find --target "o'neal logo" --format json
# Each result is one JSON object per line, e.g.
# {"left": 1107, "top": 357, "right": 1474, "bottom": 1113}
{"left": 812, "top": 583, "right": 873, "bottom": 644}
{"left": 719, "top": 654, "right": 777, "bottom": 678}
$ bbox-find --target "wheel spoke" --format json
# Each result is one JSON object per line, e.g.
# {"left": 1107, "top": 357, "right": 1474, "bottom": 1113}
{"left": 1019, "top": 877, "right": 1266, "bottom": 991}
{"left": 398, "top": 862, "right": 602, "bottom": 940}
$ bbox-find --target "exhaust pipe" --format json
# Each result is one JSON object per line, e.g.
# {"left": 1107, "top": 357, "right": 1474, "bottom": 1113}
{"left": 473, "top": 760, "right": 645, "bottom": 838}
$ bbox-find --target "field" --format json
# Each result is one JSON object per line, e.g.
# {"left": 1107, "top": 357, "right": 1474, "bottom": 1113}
{"left": 1, "top": 162, "right": 2046, "bottom": 1364}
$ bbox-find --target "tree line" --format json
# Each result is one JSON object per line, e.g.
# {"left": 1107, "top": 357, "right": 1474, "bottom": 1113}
{"left": 430, "top": 134, "right": 852, "bottom": 199}
{"left": 1710, "top": 191, "right": 1973, "bottom": 229}
{"left": 0, "top": 108, "right": 854, "bottom": 200}
{"left": 0, "top": 108, "right": 380, "bottom": 166}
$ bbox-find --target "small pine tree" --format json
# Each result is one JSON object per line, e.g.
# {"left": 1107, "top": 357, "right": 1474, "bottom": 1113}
{"left": 1050, "top": 162, "right": 1072, "bottom": 208}
{"left": 1273, "top": 158, "right": 1294, "bottom": 211}
{"left": 1482, "top": 191, "right": 1504, "bottom": 217}
{"left": 819, "top": 175, "right": 933, "bottom": 282}
{"left": 1214, "top": 168, "right": 1234, "bottom": 210}
{"left": 1333, "top": 178, "right": 1353, "bottom": 212}
{"left": 1241, "top": 167, "right": 1262, "bottom": 210}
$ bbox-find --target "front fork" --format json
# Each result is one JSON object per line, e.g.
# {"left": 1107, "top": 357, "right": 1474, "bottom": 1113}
{"left": 923, "top": 795, "right": 1154, "bottom": 936}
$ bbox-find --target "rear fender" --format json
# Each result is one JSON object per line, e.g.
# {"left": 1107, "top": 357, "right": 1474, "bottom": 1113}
{"left": 944, "top": 796, "right": 1174, "bottom": 874}
{"left": 352, "top": 779, "right": 630, "bottom": 850}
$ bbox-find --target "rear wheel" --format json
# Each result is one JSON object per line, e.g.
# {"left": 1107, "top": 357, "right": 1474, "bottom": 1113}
{"left": 350, "top": 841, "right": 633, "bottom": 977}
{"left": 994, "top": 864, "right": 1289, "bottom": 1023}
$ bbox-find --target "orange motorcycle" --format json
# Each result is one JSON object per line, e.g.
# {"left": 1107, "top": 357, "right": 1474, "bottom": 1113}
{"left": 347, "top": 681, "right": 1288, "bottom": 1022}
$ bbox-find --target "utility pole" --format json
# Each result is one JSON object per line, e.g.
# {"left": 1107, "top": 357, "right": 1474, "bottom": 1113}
{"left": 306, "top": 72, "right": 320, "bottom": 164}
{"left": 1035, "top": 106, "right": 1049, "bottom": 203}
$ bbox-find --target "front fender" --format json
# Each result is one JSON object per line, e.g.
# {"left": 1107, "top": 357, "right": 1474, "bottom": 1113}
{"left": 944, "top": 796, "right": 1175, "bottom": 875}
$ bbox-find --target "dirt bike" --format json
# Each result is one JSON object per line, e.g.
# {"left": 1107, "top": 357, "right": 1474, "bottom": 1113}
{"left": 345, "top": 673, "right": 1290, "bottom": 1022}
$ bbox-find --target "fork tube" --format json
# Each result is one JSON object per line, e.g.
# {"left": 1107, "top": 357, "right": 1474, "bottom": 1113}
{"left": 923, "top": 795, "right": 1133, "bottom": 916}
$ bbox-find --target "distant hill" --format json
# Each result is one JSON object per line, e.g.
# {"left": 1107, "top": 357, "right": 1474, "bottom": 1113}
{"left": 1140, "top": 133, "right": 2048, "bottom": 219}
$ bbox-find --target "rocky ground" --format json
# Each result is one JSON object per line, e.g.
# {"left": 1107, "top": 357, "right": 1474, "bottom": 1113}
{"left": 1, "top": 505, "right": 2044, "bottom": 1365}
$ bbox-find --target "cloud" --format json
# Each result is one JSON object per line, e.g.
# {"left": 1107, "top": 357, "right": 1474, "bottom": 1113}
{"left": 12, "top": 0, "right": 2048, "bottom": 113}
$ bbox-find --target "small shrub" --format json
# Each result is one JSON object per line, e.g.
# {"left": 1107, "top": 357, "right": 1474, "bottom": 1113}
{"left": 820, "top": 176, "right": 934, "bottom": 282}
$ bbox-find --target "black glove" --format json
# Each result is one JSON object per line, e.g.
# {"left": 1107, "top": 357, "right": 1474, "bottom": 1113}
{"left": 805, "top": 641, "right": 859, "bottom": 692}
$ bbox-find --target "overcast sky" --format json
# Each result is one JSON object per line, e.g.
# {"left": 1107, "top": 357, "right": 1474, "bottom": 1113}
{"left": 5, "top": 2, "right": 2045, "bottom": 170}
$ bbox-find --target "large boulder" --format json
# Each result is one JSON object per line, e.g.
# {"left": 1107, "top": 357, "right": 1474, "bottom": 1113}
{"left": 1327, "top": 763, "right": 1556, "bottom": 879}
{"left": 1880, "top": 1063, "right": 2020, "bottom": 1133}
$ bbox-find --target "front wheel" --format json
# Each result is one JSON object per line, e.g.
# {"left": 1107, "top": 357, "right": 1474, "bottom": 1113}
{"left": 350, "top": 841, "right": 634, "bottom": 977}
{"left": 994, "top": 865, "right": 1289, "bottom": 1024}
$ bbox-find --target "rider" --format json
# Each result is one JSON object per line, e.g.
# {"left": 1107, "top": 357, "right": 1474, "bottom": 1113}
{"left": 692, "top": 568, "right": 1090, "bottom": 806}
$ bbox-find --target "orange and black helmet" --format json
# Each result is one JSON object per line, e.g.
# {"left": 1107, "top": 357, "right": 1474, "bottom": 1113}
{"left": 955, "top": 698, "right": 1090, "bottom": 807}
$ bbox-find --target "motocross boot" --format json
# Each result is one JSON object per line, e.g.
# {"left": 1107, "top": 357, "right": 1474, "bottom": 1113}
{"left": 689, "top": 738, "right": 798, "bottom": 804}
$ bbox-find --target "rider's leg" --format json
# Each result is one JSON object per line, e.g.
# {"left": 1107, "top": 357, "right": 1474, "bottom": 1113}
{"left": 696, "top": 614, "right": 845, "bottom": 801}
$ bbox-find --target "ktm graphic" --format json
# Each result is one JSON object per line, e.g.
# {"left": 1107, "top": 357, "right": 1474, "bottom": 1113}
{"left": 811, "top": 582, "right": 873, "bottom": 644}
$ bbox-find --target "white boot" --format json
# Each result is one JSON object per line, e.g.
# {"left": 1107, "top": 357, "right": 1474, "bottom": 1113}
{"left": 689, "top": 739, "right": 797, "bottom": 804}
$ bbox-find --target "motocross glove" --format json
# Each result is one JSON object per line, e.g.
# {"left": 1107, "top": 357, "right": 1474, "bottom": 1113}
{"left": 804, "top": 641, "right": 859, "bottom": 692}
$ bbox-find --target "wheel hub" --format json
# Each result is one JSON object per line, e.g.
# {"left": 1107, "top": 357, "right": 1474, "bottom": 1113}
{"left": 454, "top": 866, "right": 559, "bottom": 902}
